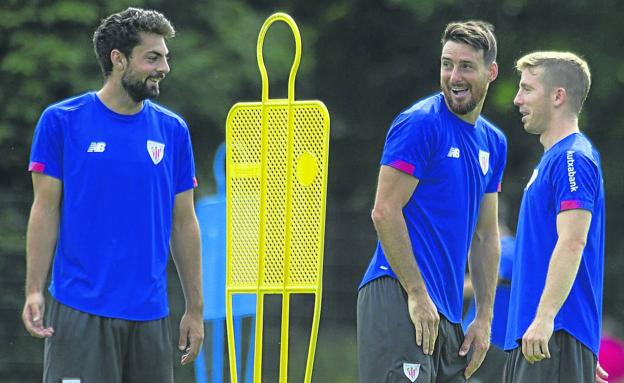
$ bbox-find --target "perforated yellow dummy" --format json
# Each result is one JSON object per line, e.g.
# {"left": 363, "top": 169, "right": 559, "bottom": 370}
{"left": 225, "top": 12, "right": 330, "bottom": 383}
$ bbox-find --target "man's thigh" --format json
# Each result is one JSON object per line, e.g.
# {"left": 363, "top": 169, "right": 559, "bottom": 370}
{"left": 435, "top": 318, "right": 468, "bottom": 383}
{"left": 122, "top": 316, "right": 173, "bottom": 383}
{"left": 357, "top": 277, "right": 437, "bottom": 383}
{"left": 44, "top": 299, "right": 173, "bottom": 383}
{"left": 503, "top": 331, "right": 596, "bottom": 383}
{"left": 44, "top": 299, "right": 123, "bottom": 383}
{"left": 466, "top": 345, "right": 506, "bottom": 383}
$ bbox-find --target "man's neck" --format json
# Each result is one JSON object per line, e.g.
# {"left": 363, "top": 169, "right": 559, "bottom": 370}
{"left": 97, "top": 80, "right": 143, "bottom": 115}
{"left": 540, "top": 114, "right": 580, "bottom": 151}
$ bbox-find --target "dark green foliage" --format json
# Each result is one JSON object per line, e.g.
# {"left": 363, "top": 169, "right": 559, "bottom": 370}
{"left": 1, "top": 0, "right": 623, "bottom": 381}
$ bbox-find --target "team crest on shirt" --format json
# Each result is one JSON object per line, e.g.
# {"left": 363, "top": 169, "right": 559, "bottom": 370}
{"left": 147, "top": 140, "right": 165, "bottom": 165}
{"left": 403, "top": 363, "right": 420, "bottom": 382}
{"left": 478, "top": 150, "right": 490, "bottom": 175}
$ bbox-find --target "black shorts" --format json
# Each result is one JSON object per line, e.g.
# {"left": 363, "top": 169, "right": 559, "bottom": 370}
{"left": 466, "top": 344, "right": 506, "bottom": 383}
{"left": 503, "top": 330, "right": 596, "bottom": 383}
{"left": 44, "top": 298, "right": 174, "bottom": 383}
{"left": 357, "top": 277, "right": 467, "bottom": 383}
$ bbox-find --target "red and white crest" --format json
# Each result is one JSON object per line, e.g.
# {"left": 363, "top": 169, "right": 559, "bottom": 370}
{"left": 479, "top": 150, "right": 490, "bottom": 175}
{"left": 403, "top": 362, "right": 420, "bottom": 382}
{"left": 147, "top": 140, "right": 165, "bottom": 165}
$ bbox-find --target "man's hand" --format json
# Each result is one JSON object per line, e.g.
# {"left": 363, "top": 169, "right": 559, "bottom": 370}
{"left": 22, "top": 292, "right": 54, "bottom": 338}
{"left": 521, "top": 316, "right": 554, "bottom": 363}
{"left": 595, "top": 361, "right": 609, "bottom": 383}
{"left": 407, "top": 291, "right": 439, "bottom": 355}
{"left": 178, "top": 311, "right": 204, "bottom": 365}
{"left": 460, "top": 317, "right": 491, "bottom": 379}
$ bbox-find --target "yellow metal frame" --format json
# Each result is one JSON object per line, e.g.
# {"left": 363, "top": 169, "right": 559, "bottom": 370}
{"left": 225, "top": 12, "right": 330, "bottom": 383}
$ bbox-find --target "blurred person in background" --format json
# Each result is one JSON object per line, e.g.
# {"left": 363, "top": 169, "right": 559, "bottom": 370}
{"left": 462, "top": 204, "right": 515, "bottom": 383}
{"left": 598, "top": 336, "right": 624, "bottom": 383}
{"left": 594, "top": 316, "right": 624, "bottom": 383}
{"left": 21, "top": 7, "right": 203, "bottom": 383}
{"left": 504, "top": 51, "right": 605, "bottom": 383}
{"left": 357, "top": 20, "right": 507, "bottom": 382}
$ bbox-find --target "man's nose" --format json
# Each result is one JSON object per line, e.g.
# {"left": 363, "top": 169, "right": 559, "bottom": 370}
{"left": 513, "top": 91, "right": 521, "bottom": 106}
{"left": 450, "top": 67, "right": 462, "bottom": 83}
{"left": 159, "top": 58, "right": 170, "bottom": 74}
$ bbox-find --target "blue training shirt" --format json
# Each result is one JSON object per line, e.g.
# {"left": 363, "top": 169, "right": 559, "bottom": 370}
{"left": 359, "top": 93, "right": 507, "bottom": 323}
{"left": 29, "top": 92, "right": 197, "bottom": 321}
{"left": 505, "top": 132, "right": 605, "bottom": 355}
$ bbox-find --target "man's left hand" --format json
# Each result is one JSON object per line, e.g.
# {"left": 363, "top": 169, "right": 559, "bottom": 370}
{"left": 460, "top": 317, "right": 491, "bottom": 379}
{"left": 521, "top": 316, "right": 554, "bottom": 364}
{"left": 178, "top": 311, "right": 204, "bottom": 365}
{"left": 596, "top": 361, "right": 609, "bottom": 383}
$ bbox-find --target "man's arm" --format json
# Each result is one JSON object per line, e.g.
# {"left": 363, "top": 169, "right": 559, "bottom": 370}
{"left": 371, "top": 165, "right": 439, "bottom": 356}
{"left": 22, "top": 172, "right": 61, "bottom": 338}
{"left": 522, "top": 209, "right": 591, "bottom": 363}
{"left": 170, "top": 189, "right": 204, "bottom": 365}
{"left": 461, "top": 192, "right": 500, "bottom": 378}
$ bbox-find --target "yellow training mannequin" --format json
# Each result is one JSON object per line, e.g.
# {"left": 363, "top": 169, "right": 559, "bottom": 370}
{"left": 225, "top": 12, "right": 330, "bottom": 383}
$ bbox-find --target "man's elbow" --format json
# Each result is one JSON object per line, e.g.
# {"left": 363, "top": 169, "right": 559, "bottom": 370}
{"left": 31, "top": 200, "right": 60, "bottom": 220}
{"left": 562, "top": 236, "right": 588, "bottom": 255}
{"left": 473, "top": 227, "right": 500, "bottom": 247}
{"left": 172, "top": 214, "right": 199, "bottom": 234}
{"left": 371, "top": 203, "right": 400, "bottom": 230}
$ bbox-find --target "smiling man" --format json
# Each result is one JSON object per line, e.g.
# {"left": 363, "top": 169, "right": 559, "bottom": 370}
{"left": 357, "top": 21, "right": 507, "bottom": 383}
{"left": 504, "top": 52, "right": 605, "bottom": 383}
{"left": 22, "top": 8, "right": 203, "bottom": 383}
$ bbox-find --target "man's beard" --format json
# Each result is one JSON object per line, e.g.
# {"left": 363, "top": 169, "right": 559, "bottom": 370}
{"left": 121, "top": 72, "right": 161, "bottom": 102}
{"left": 444, "top": 90, "right": 478, "bottom": 115}
{"left": 442, "top": 84, "right": 485, "bottom": 116}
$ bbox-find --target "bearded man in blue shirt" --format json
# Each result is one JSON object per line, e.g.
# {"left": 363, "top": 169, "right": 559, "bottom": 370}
{"left": 22, "top": 8, "right": 204, "bottom": 383}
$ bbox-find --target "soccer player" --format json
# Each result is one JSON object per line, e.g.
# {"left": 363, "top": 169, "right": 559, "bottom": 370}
{"left": 357, "top": 21, "right": 507, "bottom": 382}
{"left": 21, "top": 8, "right": 203, "bottom": 382}
{"left": 504, "top": 52, "right": 605, "bottom": 382}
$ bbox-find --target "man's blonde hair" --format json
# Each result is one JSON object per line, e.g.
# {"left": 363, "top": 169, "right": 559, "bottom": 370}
{"left": 516, "top": 51, "right": 591, "bottom": 115}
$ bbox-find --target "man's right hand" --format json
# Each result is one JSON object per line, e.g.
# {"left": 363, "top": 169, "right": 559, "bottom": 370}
{"left": 408, "top": 291, "right": 440, "bottom": 355}
{"left": 22, "top": 292, "right": 54, "bottom": 338}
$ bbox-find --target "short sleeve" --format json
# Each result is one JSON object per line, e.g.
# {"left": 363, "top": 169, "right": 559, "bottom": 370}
{"left": 28, "top": 108, "right": 63, "bottom": 180}
{"left": 551, "top": 150, "right": 599, "bottom": 214}
{"left": 380, "top": 113, "right": 434, "bottom": 179}
{"left": 486, "top": 132, "right": 508, "bottom": 193}
{"left": 174, "top": 122, "right": 198, "bottom": 194}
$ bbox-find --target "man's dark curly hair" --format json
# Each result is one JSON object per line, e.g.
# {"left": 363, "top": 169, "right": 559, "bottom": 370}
{"left": 93, "top": 7, "right": 175, "bottom": 77}
{"left": 441, "top": 20, "right": 497, "bottom": 65}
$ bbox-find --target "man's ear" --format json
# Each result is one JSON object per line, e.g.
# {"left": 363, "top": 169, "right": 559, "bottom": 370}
{"left": 110, "top": 49, "right": 127, "bottom": 71}
{"left": 553, "top": 87, "right": 567, "bottom": 108}
{"left": 488, "top": 61, "right": 499, "bottom": 82}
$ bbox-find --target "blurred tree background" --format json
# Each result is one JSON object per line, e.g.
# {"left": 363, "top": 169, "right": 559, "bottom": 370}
{"left": 1, "top": 0, "right": 622, "bottom": 381}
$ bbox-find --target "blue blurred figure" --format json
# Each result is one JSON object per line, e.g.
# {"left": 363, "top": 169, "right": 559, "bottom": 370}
{"left": 462, "top": 223, "right": 514, "bottom": 383}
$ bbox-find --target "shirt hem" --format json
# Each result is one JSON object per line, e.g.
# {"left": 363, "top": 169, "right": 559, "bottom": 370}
{"left": 50, "top": 292, "right": 169, "bottom": 322}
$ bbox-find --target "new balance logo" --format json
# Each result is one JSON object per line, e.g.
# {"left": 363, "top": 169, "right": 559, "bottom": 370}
{"left": 447, "top": 147, "right": 460, "bottom": 158}
{"left": 87, "top": 142, "right": 106, "bottom": 153}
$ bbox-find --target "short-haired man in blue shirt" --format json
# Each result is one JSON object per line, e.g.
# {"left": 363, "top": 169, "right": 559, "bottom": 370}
{"left": 504, "top": 51, "right": 605, "bottom": 383}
